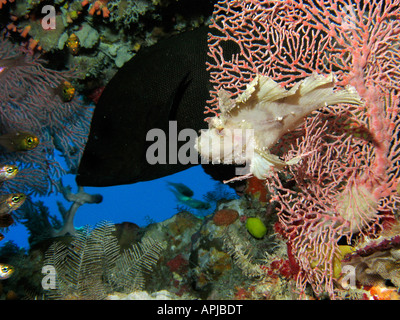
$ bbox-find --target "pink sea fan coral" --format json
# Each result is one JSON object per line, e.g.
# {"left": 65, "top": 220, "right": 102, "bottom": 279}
{"left": 203, "top": 0, "right": 400, "bottom": 298}
{"left": 0, "top": 36, "right": 93, "bottom": 195}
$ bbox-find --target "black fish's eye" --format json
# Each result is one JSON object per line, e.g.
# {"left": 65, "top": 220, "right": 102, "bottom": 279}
{"left": 12, "top": 196, "right": 21, "bottom": 203}
{"left": 26, "top": 137, "right": 33, "bottom": 144}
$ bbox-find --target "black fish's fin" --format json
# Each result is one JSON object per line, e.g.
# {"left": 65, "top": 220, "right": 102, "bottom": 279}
{"left": 168, "top": 72, "right": 192, "bottom": 121}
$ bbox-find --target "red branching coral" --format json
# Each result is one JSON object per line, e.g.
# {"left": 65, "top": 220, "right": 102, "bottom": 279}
{"left": 207, "top": 0, "right": 400, "bottom": 298}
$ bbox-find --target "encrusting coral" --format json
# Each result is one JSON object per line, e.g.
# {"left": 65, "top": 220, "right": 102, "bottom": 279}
{"left": 212, "top": 209, "right": 239, "bottom": 226}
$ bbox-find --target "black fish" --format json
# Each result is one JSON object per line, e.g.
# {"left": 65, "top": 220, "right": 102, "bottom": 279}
{"left": 76, "top": 26, "right": 240, "bottom": 187}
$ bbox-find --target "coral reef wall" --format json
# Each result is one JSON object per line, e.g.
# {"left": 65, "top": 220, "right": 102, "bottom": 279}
{"left": 1, "top": 0, "right": 213, "bottom": 91}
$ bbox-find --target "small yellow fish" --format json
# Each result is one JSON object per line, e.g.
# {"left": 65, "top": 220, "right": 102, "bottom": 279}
{"left": 0, "top": 233, "right": 4, "bottom": 242}
{"left": 57, "top": 80, "right": 76, "bottom": 102}
{"left": 0, "top": 193, "right": 26, "bottom": 216}
{"left": 65, "top": 33, "right": 80, "bottom": 55}
{"left": 0, "top": 164, "right": 18, "bottom": 182}
{"left": 0, "top": 264, "right": 14, "bottom": 280}
{"left": 0, "top": 132, "right": 39, "bottom": 152}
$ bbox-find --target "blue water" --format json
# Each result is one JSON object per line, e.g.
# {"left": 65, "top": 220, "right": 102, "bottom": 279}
{"left": 4, "top": 165, "right": 220, "bottom": 249}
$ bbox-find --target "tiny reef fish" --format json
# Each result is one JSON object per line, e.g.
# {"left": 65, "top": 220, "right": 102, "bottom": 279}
{"left": 55, "top": 80, "right": 76, "bottom": 102}
{"left": 0, "top": 164, "right": 18, "bottom": 182}
{"left": 166, "top": 182, "right": 194, "bottom": 197}
{"left": 0, "top": 264, "right": 14, "bottom": 280}
{"left": 0, "top": 132, "right": 39, "bottom": 152}
{"left": 0, "top": 193, "right": 26, "bottom": 216}
{"left": 168, "top": 183, "right": 210, "bottom": 210}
